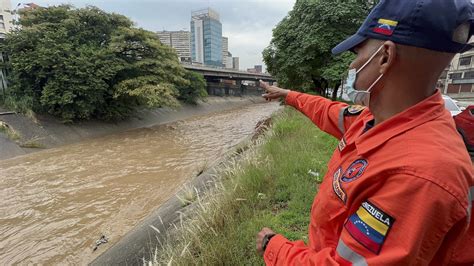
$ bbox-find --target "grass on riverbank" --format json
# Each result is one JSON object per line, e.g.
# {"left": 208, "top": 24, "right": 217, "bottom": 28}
{"left": 151, "top": 107, "right": 338, "bottom": 265}
{"left": 0, "top": 121, "right": 20, "bottom": 141}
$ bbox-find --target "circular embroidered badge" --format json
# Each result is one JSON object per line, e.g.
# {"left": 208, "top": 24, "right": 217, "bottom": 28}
{"left": 341, "top": 159, "right": 368, "bottom": 182}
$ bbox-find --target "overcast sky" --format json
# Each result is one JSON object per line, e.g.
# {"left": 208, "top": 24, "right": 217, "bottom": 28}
{"left": 29, "top": 0, "right": 296, "bottom": 70}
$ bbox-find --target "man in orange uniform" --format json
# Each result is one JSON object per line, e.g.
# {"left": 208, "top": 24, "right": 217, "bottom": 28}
{"left": 256, "top": 0, "right": 474, "bottom": 265}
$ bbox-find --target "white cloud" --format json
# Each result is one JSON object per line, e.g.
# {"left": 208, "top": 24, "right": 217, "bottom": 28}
{"left": 225, "top": 29, "right": 273, "bottom": 70}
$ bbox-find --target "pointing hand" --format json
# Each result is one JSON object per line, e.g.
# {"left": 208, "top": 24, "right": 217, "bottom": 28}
{"left": 259, "top": 80, "right": 290, "bottom": 101}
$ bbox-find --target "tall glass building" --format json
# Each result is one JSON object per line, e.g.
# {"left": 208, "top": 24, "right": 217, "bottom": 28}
{"left": 191, "top": 8, "right": 223, "bottom": 67}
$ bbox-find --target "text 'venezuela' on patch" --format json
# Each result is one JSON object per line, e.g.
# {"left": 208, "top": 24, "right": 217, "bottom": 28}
{"left": 344, "top": 200, "right": 395, "bottom": 254}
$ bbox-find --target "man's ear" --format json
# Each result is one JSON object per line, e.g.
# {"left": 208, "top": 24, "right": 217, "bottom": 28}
{"left": 379, "top": 41, "right": 396, "bottom": 74}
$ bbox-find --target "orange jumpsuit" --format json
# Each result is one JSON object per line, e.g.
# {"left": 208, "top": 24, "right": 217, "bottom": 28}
{"left": 264, "top": 90, "right": 474, "bottom": 265}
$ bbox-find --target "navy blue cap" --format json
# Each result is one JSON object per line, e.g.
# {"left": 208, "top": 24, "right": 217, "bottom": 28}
{"left": 332, "top": 0, "right": 473, "bottom": 55}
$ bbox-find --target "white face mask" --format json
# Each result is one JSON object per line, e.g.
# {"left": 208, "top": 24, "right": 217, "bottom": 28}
{"left": 344, "top": 45, "right": 385, "bottom": 106}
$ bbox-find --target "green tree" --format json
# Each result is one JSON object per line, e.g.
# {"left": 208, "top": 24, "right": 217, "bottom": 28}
{"left": 177, "top": 70, "right": 208, "bottom": 104}
{"left": 320, "top": 52, "right": 355, "bottom": 99}
{"left": 263, "top": 0, "right": 373, "bottom": 99}
{"left": 3, "top": 5, "right": 190, "bottom": 122}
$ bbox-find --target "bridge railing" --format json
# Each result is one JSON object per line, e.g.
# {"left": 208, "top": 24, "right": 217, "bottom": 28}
{"left": 206, "top": 82, "right": 264, "bottom": 97}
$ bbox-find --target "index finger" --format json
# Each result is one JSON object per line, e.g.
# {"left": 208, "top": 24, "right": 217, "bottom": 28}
{"left": 259, "top": 80, "right": 269, "bottom": 90}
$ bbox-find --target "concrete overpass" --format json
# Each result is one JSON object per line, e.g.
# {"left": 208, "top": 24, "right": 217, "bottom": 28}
{"left": 182, "top": 64, "right": 276, "bottom": 83}
{"left": 182, "top": 64, "right": 275, "bottom": 97}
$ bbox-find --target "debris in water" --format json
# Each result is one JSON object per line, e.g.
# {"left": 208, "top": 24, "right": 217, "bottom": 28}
{"left": 308, "top": 169, "right": 320, "bottom": 177}
{"left": 93, "top": 235, "right": 109, "bottom": 251}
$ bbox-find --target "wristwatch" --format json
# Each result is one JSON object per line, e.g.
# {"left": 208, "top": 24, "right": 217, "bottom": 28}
{"left": 262, "top": 233, "right": 276, "bottom": 251}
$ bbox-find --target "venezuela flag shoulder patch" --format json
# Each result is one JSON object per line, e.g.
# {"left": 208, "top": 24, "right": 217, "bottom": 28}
{"left": 344, "top": 200, "right": 395, "bottom": 254}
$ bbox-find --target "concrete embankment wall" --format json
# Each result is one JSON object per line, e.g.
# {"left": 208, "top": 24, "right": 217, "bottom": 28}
{"left": 0, "top": 96, "right": 265, "bottom": 160}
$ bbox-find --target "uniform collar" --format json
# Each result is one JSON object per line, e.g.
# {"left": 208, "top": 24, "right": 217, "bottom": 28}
{"left": 355, "top": 90, "right": 447, "bottom": 156}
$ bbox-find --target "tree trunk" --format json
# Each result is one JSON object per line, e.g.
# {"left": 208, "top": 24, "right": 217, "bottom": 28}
{"left": 321, "top": 78, "right": 328, "bottom": 97}
{"left": 332, "top": 81, "right": 341, "bottom": 100}
{"left": 311, "top": 77, "right": 323, "bottom": 95}
{"left": 339, "top": 82, "right": 344, "bottom": 99}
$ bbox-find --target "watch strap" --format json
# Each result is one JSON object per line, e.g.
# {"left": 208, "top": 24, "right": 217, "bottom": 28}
{"left": 262, "top": 233, "right": 276, "bottom": 251}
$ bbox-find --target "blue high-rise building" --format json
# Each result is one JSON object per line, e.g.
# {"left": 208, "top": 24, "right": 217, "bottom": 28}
{"left": 191, "top": 8, "right": 223, "bottom": 67}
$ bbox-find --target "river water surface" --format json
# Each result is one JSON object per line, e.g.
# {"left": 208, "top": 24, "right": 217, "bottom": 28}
{"left": 0, "top": 102, "right": 281, "bottom": 265}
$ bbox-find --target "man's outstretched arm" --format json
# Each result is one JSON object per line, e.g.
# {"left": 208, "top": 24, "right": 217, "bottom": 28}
{"left": 259, "top": 81, "right": 361, "bottom": 139}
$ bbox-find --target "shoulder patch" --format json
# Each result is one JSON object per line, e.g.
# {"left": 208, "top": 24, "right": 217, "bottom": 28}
{"left": 338, "top": 137, "right": 347, "bottom": 152}
{"left": 344, "top": 105, "right": 366, "bottom": 116}
{"left": 344, "top": 201, "right": 395, "bottom": 254}
{"left": 332, "top": 167, "right": 346, "bottom": 203}
{"left": 341, "top": 159, "right": 368, "bottom": 182}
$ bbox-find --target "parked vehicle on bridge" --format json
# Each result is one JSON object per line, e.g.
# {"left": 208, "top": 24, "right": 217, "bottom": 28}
{"left": 443, "top": 95, "right": 462, "bottom": 116}
{"left": 454, "top": 105, "right": 474, "bottom": 152}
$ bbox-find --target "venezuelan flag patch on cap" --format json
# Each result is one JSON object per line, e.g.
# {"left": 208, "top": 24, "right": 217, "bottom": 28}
{"left": 344, "top": 201, "right": 395, "bottom": 254}
{"left": 373, "top": 19, "right": 398, "bottom": 36}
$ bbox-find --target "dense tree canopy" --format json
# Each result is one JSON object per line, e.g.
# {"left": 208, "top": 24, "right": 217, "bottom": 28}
{"left": 177, "top": 70, "right": 208, "bottom": 104}
{"left": 263, "top": 0, "right": 375, "bottom": 99}
{"left": 2, "top": 5, "right": 206, "bottom": 122}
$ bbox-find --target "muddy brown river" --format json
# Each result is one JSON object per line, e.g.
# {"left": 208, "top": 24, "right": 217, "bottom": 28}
{"left": 0, "top": 102, "right": 281, "bottom": 265}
